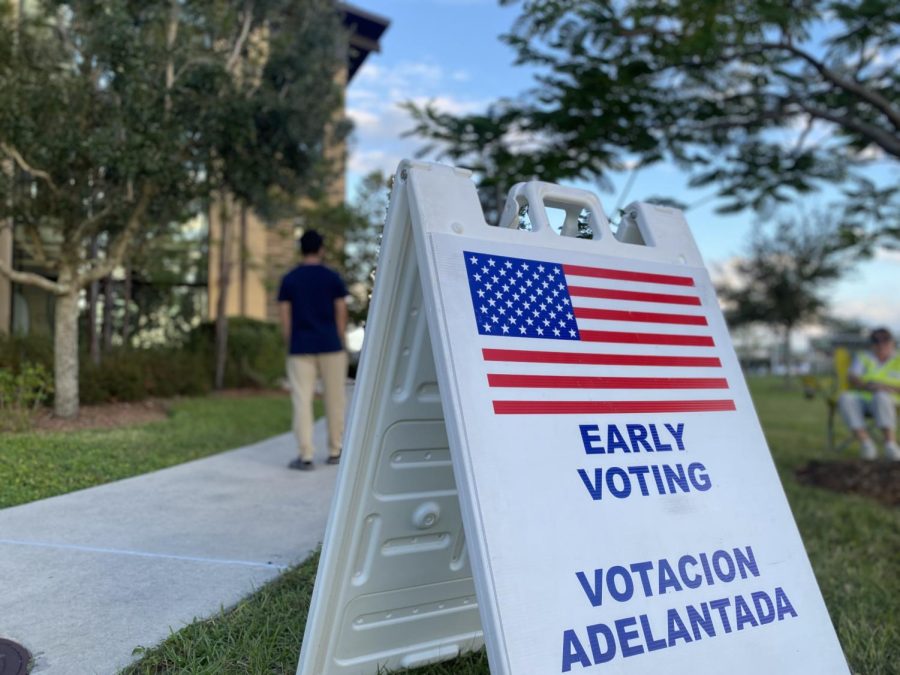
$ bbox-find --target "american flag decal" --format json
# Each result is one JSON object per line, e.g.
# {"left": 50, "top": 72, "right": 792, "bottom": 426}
{"left": 463, "top": 251, "right": 736, "bottom": 415}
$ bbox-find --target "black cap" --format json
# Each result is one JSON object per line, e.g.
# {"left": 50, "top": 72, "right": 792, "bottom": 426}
{"left": 870, "top": 327, "right": 893, "bottom": 344}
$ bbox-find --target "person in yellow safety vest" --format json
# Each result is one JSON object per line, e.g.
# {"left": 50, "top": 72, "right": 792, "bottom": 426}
{"left": 837, "top": 327, "right": 900, "bottom": 460}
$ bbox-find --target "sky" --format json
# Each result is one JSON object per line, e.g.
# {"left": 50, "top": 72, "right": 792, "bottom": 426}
{"left": 344, "top": 0, "right": 900, "bottom": 335}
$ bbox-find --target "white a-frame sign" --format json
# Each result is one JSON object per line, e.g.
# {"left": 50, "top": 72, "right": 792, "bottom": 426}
{"left": 297, "top": 161, "right": 848, "bottom": 675}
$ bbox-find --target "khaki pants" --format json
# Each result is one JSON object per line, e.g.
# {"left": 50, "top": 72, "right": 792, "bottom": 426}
{"left": 287, "top": 351, "right": 347, "bottom": 462}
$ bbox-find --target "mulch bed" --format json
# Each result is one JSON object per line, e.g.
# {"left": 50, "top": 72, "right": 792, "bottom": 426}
{"left": 32, "top": 399, "right": 173, "bottom": 432}
{"left": 795, "top": 460, "right": 900, "bottom": 507}
{"left": 30, "top": 388, "right": 290, "bottom": 433}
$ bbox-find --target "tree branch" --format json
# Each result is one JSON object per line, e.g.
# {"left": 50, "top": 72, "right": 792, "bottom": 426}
{"left": 23, "top": 222, "right": 50, "bottom": 266}
{"left": 165, "top": 0, "right": 180, "bottom": 114}
{"left": 173, "top": 56, "right": 221, "bottom": 83}
{"left": 226, "top": 2, "right": 254, "bottom": 76}
{"left": 71, "top": 203, "right": 115, "bottom": 245}
{"left": 0, "top": 257, "right": 68, "bottom": 294}
{"left": 79, "top": 184, "right": 153, "bottom": 286}
{"left": 793, "top": 114, "right": 815, "bottom": 154}
{"left": 682, "top": 106, "right": 788, "bottom": 133}
{"left": 792, "top": 99, "right": 900, "bottom": 158}
{"left": 763, "top": 41, "right": 900, "bottom": 132}
{"left": 0, "top": 143, "right": 59, "bottom": 192}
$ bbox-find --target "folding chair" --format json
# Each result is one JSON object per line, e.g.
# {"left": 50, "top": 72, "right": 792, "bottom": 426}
{"left": 825, "top": 347, "right": 854, "bottom": 453}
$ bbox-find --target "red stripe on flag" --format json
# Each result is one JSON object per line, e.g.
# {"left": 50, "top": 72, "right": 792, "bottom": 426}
{"left": 579, "top": 330, "right": 715, "bottom": 346}
{"left": 487, "top": 374, "right": 729, "bottom": 389}
{"left": 482, "top": 349, "right": 722, "bottom": 367}
{"left": 573, "top": 307, "right": 708, "bottom": 326}
{"left": 563, "top": 264, "right": 694, "bottom": 287}
{"left": 492, "top": 399, "right": 737, "bottom": 414}
{"left": 568, "top": 286, "right": 702, "bottom": 306}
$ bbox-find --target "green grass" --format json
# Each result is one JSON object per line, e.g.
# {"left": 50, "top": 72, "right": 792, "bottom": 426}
{"left": 121, "top": 550, "right": 320, "bottom": 675}
{"left": 748, "top": 378, "right": 899, "bottom": 674}
{"left": 121, "top": 376, "right": 899, "bottom": 675}
{"left": 0, "top": 394, "right": 292, "bottom": 509}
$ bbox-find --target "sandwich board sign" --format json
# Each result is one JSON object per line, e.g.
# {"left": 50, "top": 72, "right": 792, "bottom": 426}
{"left": 297, "top": 160, "right": 848, "bottom": 675}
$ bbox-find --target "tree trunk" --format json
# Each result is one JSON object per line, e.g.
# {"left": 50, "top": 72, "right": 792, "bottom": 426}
{"left": 102, "top": 275, "right": 114, "bottom": 351}
{"left": 54, "top": 289, "right": 81, "bottom": 418}
{"left": 88, "top": 238, "right": 100, "bottom": 365}
{"left": 214, "top": 199, "right": 233, "bottom": 390}
{"left": 239, "top": 205, "right": 247, "bottom": 316}
{"left": 782, "top": 325, "right": 793, "bottom": 388}
{"left": 122, "top": 268, "right": 132, "bottom": 346}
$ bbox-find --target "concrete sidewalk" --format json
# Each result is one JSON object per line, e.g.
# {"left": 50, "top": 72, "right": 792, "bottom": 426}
{"left": 0, "top": 416, "right": 341, "bottom": 674}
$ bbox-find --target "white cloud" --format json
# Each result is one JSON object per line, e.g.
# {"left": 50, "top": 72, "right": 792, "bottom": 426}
{"left": 346, "top": 60, "right": 491, "bottom": 180}
{"left": 352, "top": 61, "right": 447, "bottom": 92}
{"left": 348, "top": 149, "right": 403, "bottom": 177}
{"left": 831, "top": 296, "right": 900, "bottom": 327}
{"left": 875, "top": 247, "right": 900, "bottom": 263}
{"left": 707, "top": 256, "right": 743, "bottom": 288}
{"left": 707, "top": 254, "right": 900, "bottom": 331}
{"left": 346, "top": 108, "right": 380, "bottom": 132}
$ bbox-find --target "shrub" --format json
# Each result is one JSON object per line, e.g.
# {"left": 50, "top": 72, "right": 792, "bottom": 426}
{"left": 1, "top": 317, "right": 282, "bottom": 408}
{"left": 141, "top": 349, "right": 211, "bottom": 398}
{"left": 80, "top": 351, "right": 147, "bottom": 404}
{"left": 186, "top": 318, "right": 285, "bottom": 388}
{"left": 0, "top": 361, "right": 54, "bottom": 431}
{"left": 80, "top": 348, "right": 212, "bottom": 404}
{"left": 0, "top": 334, "right": 53, "bottom": 372}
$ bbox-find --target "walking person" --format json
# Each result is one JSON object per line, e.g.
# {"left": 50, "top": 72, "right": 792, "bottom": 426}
{"left": 837, "top": 327, "right": 900, "bottom": 461}
{"left": 278, "top": 229, "right": 349, "bottom": 470}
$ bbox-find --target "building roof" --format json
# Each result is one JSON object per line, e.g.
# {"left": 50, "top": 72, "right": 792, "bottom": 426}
{"left": 340, "top": 2, "right": 390, "bottom": 81}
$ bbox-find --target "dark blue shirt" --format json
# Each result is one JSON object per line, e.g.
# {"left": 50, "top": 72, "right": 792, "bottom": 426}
{"left": 277, "top": 264, "right": 348, "bottom": 355}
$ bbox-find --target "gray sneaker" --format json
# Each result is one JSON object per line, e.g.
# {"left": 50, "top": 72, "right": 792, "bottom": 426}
{"left": 885, "top": 442, "right": 900, "bottom": 462}
{"left": 860, "top": 439, "right": 877, "bottom": 460}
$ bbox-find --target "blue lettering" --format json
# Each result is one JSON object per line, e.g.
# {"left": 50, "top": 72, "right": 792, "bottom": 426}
{"left": 686, "top": 602, "right": 716, "bottom": 640}
{"left": 577, "top": 468, "right": 603, "bottom": 500}
{"left": 649, "top": 424, "right": 673, "bottom": 451}
{"left": 650, "top": 465, "right": 666, "bottom": 493}
{"left": 607, "top": 425, "right": 630, "bottom": 453}
{"left": 775, "top": 587, "right": 798, "bottom": 619}
{"left": 607, "top": 467, "right": 632, "bottom": 498}
{"left": 709, "top": 598, "right": 733, "bottom": 633}
{"left": 734, "top": 546, "right": 760, "bottom": 579}
{"left": 712, "top": 550, "right": 736, "bottom": 582}
{"left": 663, "top": 464, "right": 689, "bottom": 493}
{"left": 734, "top": 594, "right": 759, "bottom": 630}
{"left": 561, "top": 629, "right": 591, "bottom": 672}
{"left": 575, "top": 569, "right": 603, "bottom": 607}
{"left": 586, "top": 623, "right": 616, "bottom": 664}
{"left": 666, "top": 609, "right": 692, "bottom": 646}
{"left": 628, "top": 465, "right": 651, "bottom": 495}
{"left": 640, "top": 614, "right": 667, "bottom": 652}
{"left": 658, "top": 559, "right": 683, "bottom": 594}
{"left": 579, "top": 424, "right": 604, "bottom": 454}
{"left": 615, "top": 617, "right": 644, "bottom": 658}
{"left": 629, "top": 561, "right": 654, "bottom": 597}
{"left": 626, "top": 424, "right": 654, "bottom": 452}
{"left": 664, "top": 423, "right": 686, "bottom": 450}
{"left": 607, "top": 565, "right": 634, "bottom": 602}
{"left": 698, "top": 552, "right": 715, "bottom": 585}
{"left": 678, "top": 555, "right": 702, "bottom": 589}
{"left": 752, "top": 591, "right": 775, "bottom": 624}
{"left": 688, "top": 462, "right": 711, "bottom": 491}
